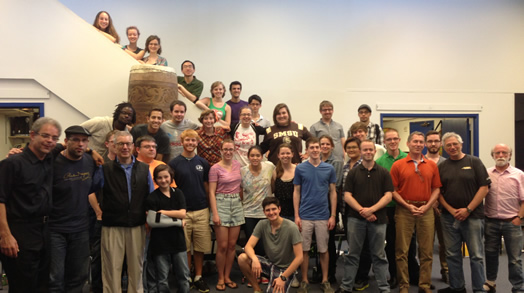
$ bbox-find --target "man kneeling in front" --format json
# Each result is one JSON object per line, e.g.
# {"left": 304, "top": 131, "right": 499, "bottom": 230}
{"left": 238, "top": 197, "right": 303, "bottom": 293}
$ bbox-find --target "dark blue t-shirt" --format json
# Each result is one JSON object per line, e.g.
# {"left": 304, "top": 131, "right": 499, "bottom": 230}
{"left": 169, "top": 155, "right": 209, "bottom": 211}
{"left": 49, "top": 153, "right": 100, "bottom": 233}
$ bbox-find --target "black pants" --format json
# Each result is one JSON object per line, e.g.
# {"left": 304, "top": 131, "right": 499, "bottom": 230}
{"left": 0, "top": 221, "right": 50, "bottom": 293}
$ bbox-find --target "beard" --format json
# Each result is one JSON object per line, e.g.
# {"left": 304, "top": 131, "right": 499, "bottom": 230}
{"left": 495, "top": 158, "right": 509, "bottom": 167}
{"left": 427, "top": 147, "right": 439, "bottom": 154}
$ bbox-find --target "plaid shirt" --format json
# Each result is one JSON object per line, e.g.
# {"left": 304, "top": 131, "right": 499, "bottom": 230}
{"left": 367, "top": 122, "right": 384, "bottom": 146}
{"left": 197, "top": 127, "right": 230, "bottom": 166}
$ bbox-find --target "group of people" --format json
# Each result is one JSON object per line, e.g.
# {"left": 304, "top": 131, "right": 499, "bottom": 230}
{"left": 93, "top": 11, "right": 168, "bottom": 66}
{"left": 0, "top": 88, "right": 523, "bottom": 293}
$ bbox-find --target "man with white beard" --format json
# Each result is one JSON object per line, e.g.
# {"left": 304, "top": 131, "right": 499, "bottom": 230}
{"left": 483, "top": 143, "right": 524, "bottom": 293}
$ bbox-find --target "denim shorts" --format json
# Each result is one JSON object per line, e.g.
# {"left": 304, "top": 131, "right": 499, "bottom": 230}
{"left": 210, "top": 193, "right": 245, "bottom": 227}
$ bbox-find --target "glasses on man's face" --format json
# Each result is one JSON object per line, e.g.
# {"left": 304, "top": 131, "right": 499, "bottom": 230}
{"left": 141, "top": 145, "right": 157, "bottom": 149}
{"left": 36, "top": 132, "right": 60, "bottom": 141}
{"left": 222, "top": 148, "right": 234, "bottom": 152}
{"left": 116, "top": 142, "right": 133, "bottom": 148}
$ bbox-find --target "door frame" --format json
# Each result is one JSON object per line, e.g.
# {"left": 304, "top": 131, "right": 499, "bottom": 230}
{"left": 380, "top": 113, "right": 479, "bottom": 157}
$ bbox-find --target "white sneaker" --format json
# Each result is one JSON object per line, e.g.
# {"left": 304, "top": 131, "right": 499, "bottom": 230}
{"left": 291, "top": 276, "right": 300, "bottom": 288}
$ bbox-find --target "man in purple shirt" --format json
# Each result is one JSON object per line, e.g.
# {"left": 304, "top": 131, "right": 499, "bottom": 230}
{"left": 226, "top": 81, "right": 248, "bottom": 125}
{"left": 483, "top": 143, "right": 524, "bottom": 293}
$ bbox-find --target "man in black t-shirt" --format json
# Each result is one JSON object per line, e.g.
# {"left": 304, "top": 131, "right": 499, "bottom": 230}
{"left": 130, "top": 108, "right": 170, "bottom": 162}
{"left": 437, "top": 132, "right": 490, "bottom": 293}
{"left": 49, "top": 125, "right": 101, "bottom": 292}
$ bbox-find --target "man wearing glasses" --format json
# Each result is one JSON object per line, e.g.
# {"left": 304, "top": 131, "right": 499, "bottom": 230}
{"left": 99, "top": 131, "right": 154, "bottom": 292}
{"left": 0, "top": 117, "right": 62, "bottom": 292}
{"left": 390, "top": 131, "right": 442, "bottom": 293}
{"left": 424, "top": 131, "right": 449, "bottom": 284}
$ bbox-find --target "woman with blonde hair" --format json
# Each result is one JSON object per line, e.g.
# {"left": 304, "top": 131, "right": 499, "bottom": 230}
{"left": 196, "top": 81, "right": 231, "bottom": 130}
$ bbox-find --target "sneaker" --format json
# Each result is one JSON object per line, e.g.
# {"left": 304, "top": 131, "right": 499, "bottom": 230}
{"left": 483, "top": 282, "right": 496, "bottom": 293}
{"left": 353, "top": 280, "right": 369, "bottom": 291}
{"left": 320, "top": 281, "right": 334, "bottom": 293}
{"left": 437, "top": 287, "right": 466, "bottom": 293}
{"left": 260, "top": 276, "right": 269, "bottom": 285}
{"left": 193, "top": 278, "right": 210, "bottom": 293}
{"left": 291, "top": 276, "right": 300, "bottom": 288}
{"left": 297, "top": 281, "right": 310, "bottom": 293}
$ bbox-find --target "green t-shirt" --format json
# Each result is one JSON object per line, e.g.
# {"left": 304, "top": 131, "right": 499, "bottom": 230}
{"left": 375, "top": 150, "right": 407, "bottom": 207}
{"left": 252, "top": 218, "right": 302, "bottom": 269}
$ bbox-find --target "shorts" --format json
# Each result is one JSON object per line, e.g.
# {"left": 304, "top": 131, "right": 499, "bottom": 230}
{"left": 210, "top": 193, "right": 245, "bottom": 227}
{"left": 184, "top": 208, "right": 212, "bottom": 253}
{"left": 255, "top": 255, "right": 295, "bottom": 293}
{"left": 301, "top": 219, "right": 329, "bottom": 253}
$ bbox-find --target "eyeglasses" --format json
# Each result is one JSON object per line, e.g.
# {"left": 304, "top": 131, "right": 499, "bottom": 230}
{"left": 36, "top": 132, "right": 60, "bottom": 141}
{"left": 346, "top": 146, "right": 359, "bottom": 150}
{"left": 140, "top": 145, "right": 157, "bottom": 149}
{"left": 116, "top": 142, "right": 133, "bottom": 147}
{"left": 414, "top": 163, "right": 424, "bottom": 182}
{"left": 222, "top": 148, "right": 234, "bottom": 152}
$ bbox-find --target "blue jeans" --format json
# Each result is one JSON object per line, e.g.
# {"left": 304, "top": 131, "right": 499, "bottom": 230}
{"left": 150, "top": 251, "right": 191, "bottom": 293}
{"left": 341, "top": 217, "right": 390, "bottom": 292}
{"left": 49, "top": 230, "right": 90, "bottom": 293}
{"left": 485, "top": 218, "right": 524, "bottom": 292}
{"left": 441, "top": 214, "right": 486, "bottom": 293}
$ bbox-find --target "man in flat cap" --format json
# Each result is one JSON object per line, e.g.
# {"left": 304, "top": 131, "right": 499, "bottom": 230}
{"left": 48, "top": 125, "right": 102, "bottom": 292}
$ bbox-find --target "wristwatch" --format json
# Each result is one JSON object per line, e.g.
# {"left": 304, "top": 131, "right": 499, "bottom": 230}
{"left": 466, "top": 207, "right": 473, "bottom": 213}
{"left": 279, "top": 273, "right": 287, "bottom": 282}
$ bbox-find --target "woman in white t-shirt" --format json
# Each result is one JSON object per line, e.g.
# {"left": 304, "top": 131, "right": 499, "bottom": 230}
{"left": 229, "top": 107, "right": 266, "bottom": 166}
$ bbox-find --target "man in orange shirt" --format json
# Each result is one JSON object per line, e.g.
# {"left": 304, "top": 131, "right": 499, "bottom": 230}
{"left": 136, "top": 135, "right": 176, "bottom": 189}
{"left": 390, "top": 131, "right": 441, "bottom": 293}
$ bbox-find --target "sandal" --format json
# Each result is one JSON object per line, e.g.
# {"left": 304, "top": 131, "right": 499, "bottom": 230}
{"left": 216, "top": 283, "right": 226, "bottom": 291}
{"left": 226, "top": 281, "right": 238, "bottom": 289}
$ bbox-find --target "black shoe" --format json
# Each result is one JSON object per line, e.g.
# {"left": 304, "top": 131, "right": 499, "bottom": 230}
{"left": 437, "top": 287, "right": 466, "bottom": 293}
{"left": 335, "top": 288, "right": 351, "bottom": 293}
{"left": 193, "top": 278, "right": 210, "bottom": 293}
{"left": 388, "top": 277, "right": 398, "bottom": 289}
{"left": 353, "top": 280, "right": 369, "bottom": 291}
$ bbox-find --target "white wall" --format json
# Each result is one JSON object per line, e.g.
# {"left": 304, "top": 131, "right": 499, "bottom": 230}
{"left": 2, "top": 0, "right": 523, "bottom": 165}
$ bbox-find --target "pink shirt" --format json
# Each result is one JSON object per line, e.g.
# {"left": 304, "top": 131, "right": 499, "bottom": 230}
{"left": 209, "top": 160, "right": 242, "bottom": 194}
{"left": 485, "top": 165, "right": 524, "bottom": 219}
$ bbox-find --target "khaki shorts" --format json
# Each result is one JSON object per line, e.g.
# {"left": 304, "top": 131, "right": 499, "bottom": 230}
{"left": 184, "top": 208, "right": 212, "bottom": 253}
{"left": 301, "top": 219, "right": 329, "bottom": 253}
